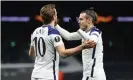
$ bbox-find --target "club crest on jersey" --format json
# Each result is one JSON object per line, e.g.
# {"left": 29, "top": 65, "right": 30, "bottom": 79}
{"left": 54, "top": 36, "right": 60, "bottom": 42}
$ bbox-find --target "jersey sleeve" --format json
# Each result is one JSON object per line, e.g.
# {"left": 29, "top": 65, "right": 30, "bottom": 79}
{"left": 51, "top": 34, "right": 64, "bottom": 47}
{"left": 89, "top": 31, "right": 100, "bottom": 42}
{"left": 55, "top": 24, "right": 82, "bottom": 40}
{"left": 77, "top": 29, "right": 101, "bottom": 43}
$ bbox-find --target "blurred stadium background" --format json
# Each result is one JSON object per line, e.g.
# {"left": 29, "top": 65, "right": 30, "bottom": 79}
{"left": 1, "top": 1, "right": 133, "bottom": 80}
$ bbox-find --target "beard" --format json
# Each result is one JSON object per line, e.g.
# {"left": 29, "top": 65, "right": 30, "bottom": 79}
{"left": 80, "top": 25, "right": 86, "bottom": 31}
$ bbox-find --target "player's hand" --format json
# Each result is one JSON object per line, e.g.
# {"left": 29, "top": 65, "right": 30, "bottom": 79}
{"left": 82, "top": 40, "right": 96, "bottom": 49}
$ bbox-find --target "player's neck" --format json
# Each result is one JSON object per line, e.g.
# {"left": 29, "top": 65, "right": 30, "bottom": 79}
{"left": 43, "top": 21, "right": 55, "bottom": 28}
{"left": 49, "top": 23, "right": 55, "bottom": 28}
{"left": 42, "top": 21, "right": 55, "bottom": 27}
{"left": 85, "top": 24, "right": 94, "bottom": 32}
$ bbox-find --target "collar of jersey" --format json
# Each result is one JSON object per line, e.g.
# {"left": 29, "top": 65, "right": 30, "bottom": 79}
{"left": 42, "top": 24, "right": 55, "bottom": 28}
{"left": 87, "top": 26, "right": 96, "bottom": 32}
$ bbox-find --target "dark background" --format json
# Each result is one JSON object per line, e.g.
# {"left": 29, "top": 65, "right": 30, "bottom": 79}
{"left": 1, "top": 1, "right": 133, "bottom": 80}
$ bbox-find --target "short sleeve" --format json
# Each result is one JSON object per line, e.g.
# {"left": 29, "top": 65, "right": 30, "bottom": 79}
{"left": 51, "top": 34, "right": 64, "bottom": 47}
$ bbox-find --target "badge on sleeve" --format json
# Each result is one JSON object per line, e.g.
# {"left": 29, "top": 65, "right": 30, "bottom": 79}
{"left": 54, "top": 36, "right": 60, "bottom": 42}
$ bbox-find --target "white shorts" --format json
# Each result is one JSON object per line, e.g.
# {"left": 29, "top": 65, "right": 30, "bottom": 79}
{"left": 82, "top": 69, "right": 106, "bottom": 80}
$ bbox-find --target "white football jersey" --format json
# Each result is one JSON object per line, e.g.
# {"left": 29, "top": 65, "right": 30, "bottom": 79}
{"left": 81, "top": 26, "right": 104, "bottom": 78}
{"left": 30, "top": 25, "right": 64, "bottom": 80}
{"left": 55, "top": 25, "right": 106, "bottom": 79}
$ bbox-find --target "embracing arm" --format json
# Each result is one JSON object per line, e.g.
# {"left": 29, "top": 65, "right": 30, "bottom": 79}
{"left": 55, "top": 24, "right": 82, "bottom": 40}
{"left": 52, "top": 34, "right": 89, "bottom": 57}
{"left": 56, "top": 43, "right": 84, "bottom": 57}
{"left": 56, "top": 40, "right": 90, "bottom": 57}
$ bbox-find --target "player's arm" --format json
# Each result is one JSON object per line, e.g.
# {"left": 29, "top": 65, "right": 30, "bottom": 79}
{"left": 55, "top": 24, "right": 82, "bottom": 40}
{"left": 77, "top": 29, "right": 100, "bottom": 43}
{"left": 52, "top": 35, "right": 88, "bottom": 57}
{"left": 56, "top": 40, "right": 89, "bottom": 57}
{"left": 29, "top": 33, "right": 35, "bottom": 57}
{"left": 29, "top": 45, "right": 35, "bottom": 57}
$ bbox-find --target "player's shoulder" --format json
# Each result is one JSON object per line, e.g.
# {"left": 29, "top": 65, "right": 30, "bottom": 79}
{"left": 89, "top": 26, "right": 101, "bottom": 34}
{"left": 35, "top": 27, "right": 43, "bottom": 32}
{"left": 47, "top": 25, "right": 60, "bottom": 35}
{"left": 32, "top": 27, "right": 41, "bottom": 34}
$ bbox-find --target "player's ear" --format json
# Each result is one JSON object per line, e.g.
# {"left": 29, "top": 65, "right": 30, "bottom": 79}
{"left": 53, "top": 14, "right": 56, "bottom": 21}
{"left": 88, "top": 18, "right": 92, "bottom": 23}
{"left": 86, "top": 18, "right": 90, "bottom": 24}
